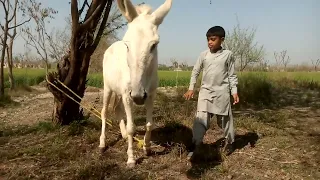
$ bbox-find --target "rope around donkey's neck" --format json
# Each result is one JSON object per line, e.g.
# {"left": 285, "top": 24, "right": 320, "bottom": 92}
{"left": 45, "top": 74, "right": 144, "bottom": 147}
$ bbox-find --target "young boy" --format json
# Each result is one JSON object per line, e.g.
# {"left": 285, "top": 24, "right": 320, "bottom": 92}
{"left": 183, "top": 26, "right": 239, "bottom": 160}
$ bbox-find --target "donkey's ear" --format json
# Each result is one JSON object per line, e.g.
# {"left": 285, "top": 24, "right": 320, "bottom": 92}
{"left": 151, "top": 0, "right": 173, "bottom": 26}
{"left": 117, "top": 0, "right": 138, "bottom": 22}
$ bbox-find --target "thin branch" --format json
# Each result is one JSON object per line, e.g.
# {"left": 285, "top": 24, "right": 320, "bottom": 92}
{"left": 80, "top": 3, "right": 103, "bottom": 30}
{"left": 105, "top": 14, "right": 122, "bottom": 27}
{"left": 78, "top": 0, "right": 89, "bottom": 16}
{"left": 104, "top": 23, "right": 126, "bottom": 35}
{"left": 0, "top": 0, "right": 7, "bottom": 13}
{"left": 0, "top": 25, "right": 4, "bottom": 31}
{"left": 8, "top": 18, "right": 31, "bottom": 30}
{"left": 21, "top": 30, "right": 46, "bottom": 60}
{"left": 93, "top": 0, "right": 113, "bottom": 47}
{"left": 8, "top": 0, "right": 18, "bottom": 23}
{"left": 0, "top": 34, "right": 3, "bottom": 43}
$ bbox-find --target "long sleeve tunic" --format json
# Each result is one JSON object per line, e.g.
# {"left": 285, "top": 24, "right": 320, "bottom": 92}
{"left": 188, "top": 48, "right": 238, "bottom": 116}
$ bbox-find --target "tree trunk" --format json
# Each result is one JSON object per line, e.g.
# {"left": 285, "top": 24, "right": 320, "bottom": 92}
{"left": 47, "top": 0, "right": 113, "bottom": 125}
{"left": 8, "top": 64, "right": 14, "bottom": 90}
{"left": 47, "top": 50, "right": 91, "bottom": 125}
{"left": 0, "top": 23, "right": 9, "bottom": 99}
{"left": 6, "top": 41, "right": 15, "bottom": 90}
{"left": 0, "top": 56, "right": 5, "bottom": 98}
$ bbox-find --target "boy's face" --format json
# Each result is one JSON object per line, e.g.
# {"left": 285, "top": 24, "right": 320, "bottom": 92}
{"left": 207, "top": 36, "right": 224, "bottom": 51}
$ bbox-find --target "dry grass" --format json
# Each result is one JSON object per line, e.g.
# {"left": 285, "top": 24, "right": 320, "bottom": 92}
{"left": 0, "top": 82, "right": 320, "bottom": 179}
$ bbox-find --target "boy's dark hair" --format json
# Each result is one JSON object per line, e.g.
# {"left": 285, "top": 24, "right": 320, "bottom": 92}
{"left": 206, "top": 26, "right": 225, "bottom": 38}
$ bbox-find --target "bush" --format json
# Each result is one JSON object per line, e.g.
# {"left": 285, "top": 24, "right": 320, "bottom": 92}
{"left": 237, "top": 72, "right": 273, "bottom": 107}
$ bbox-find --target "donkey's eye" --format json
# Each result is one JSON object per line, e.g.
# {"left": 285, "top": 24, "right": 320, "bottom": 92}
{"left": 150, "top": 44, "right": 157, "bottom": 52}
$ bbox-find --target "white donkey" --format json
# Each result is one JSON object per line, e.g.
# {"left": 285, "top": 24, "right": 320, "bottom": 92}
{"left": 99, "top": 0, "right": 173, "bottom": 168}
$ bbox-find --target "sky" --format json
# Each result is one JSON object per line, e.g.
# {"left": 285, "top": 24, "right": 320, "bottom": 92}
{"left": 3, "top": 0, "right": 320, "bottom": 66}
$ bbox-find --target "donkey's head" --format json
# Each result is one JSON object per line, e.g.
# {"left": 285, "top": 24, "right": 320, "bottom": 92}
{"left": 117, "top": 0, "right": 172, "bottom": 105}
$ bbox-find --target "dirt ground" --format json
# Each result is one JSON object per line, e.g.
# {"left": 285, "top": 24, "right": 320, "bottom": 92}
{"left": 0, "top": 85, "right": 319, "bottom": 180}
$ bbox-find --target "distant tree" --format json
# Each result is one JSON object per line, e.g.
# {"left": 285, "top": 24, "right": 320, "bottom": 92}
{"left": 311, "top": 58, "right": 320, "bottom": 71}
{"left": 258, "top": 58, "right": 269, "bottom": 71}
{"left": 274, "top": 50, "right": 290, "bottom": 71}
{"left": 158, "top": 64, "right": 169, "bottom": 71}
{"left": 180, "top": 61, "right": 188, "bottom": 70}
{"left": 0, "top": 0, "right": 30, "bottom": 97}
{"left": 21, "top": 0, "right": 58, "bottom": 73}
{"left": 171, "top": 58, "right": 179, "bottom": 69}
{"left": 47, "top": 26, "right": 70, "bottom": 63}
{"left": 223, "top": 18, "right": 265, "bottom": 71}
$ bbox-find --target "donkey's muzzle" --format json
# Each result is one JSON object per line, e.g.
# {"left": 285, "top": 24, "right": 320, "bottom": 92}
{"left": 130, "top": 91, "right": 147, "bottom": 105}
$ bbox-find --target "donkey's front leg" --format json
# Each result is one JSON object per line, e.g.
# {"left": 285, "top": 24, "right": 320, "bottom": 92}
{"left": 122, "top": 94, "right": 136, "bottom": 168}
{"left": 99, "top": 89, "right": 112, "bottom": 153}
{"left": 143, "top": 92, "right": 155, "bottom": 156}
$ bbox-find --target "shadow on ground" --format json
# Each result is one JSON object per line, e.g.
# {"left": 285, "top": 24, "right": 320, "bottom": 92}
{"left": 136, "top": 122, "right": 194, "bottom": 155}
{"left": 74, "top": 162, "right": 148, "bottom": 180}
{"left": 135, "top": 121, "right": 259, "bottom": 179}
{"left": 186, "top": 132, "right": 259, "bottom": 179}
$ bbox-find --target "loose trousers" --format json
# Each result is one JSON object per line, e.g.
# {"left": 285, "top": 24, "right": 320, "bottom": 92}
{"left": 192, "top": 108, "right": 235, "bottom": 146}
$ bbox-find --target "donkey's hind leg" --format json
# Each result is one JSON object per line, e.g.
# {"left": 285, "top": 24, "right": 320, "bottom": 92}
{"left": 143, "top": 92, "right": 156, "bottom": 156}
{"left": 114, "top": 96, "right": 127, "bottom": 139}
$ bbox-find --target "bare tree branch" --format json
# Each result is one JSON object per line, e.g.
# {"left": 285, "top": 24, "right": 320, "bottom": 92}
{"left": 7, "top": 0, "right": 17, "bottom": 23}
{"left": 20, "top": 0, "right": 58, "bottom": 72}
{"left": 0, "top": 0, "right": 7, "bottom": 13}
{"left": 80, "top": 3, "right": 103, "bottom": 30}
{"left": 93, "top": 0, "right": 113, "bottom": 46}
{"left": 223, "top": 17, "right": 265, "bottom": 71}
{"left": 274, "top": 50, "right": 290, "bottom": 71}
{"left": 311, "top": 58, "right": 320, "bottom": 71}
{"left": 78, "top": 0, "right": 89, "bottom": 16}
{"left": 8, "top": 18, "right": 31, "bottom": 30}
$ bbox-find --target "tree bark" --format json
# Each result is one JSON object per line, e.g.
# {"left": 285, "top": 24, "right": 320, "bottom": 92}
{"left": 6, "top": 40, "right": 15, "bottom": 90}
{"left": 47, "top": 0, "right": 113, "bottom": 125}
{"left": 0, "top": 22, "right": 9, "bottom": 99}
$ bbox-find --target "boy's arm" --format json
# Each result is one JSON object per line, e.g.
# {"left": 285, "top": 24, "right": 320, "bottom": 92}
{"left": 188, "top": 53, "right": 204, "bottom": 90}
{"left": 228, "top": 53, "right": 238, "bottom": 95}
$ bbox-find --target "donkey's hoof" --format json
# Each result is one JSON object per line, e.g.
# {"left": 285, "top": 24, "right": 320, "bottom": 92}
{"left": 121, "top": 134, "right": 128, "bottom": 139}
{"left": 143, "top": 147, "right": 151, "bottom": 156}
{"left": 126, "top": 160, "right": 136, "bottom": 168}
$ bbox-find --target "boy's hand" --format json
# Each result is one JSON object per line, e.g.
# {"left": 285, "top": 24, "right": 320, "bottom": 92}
{"left": 183, "top": 90, "right": 194, "bottom": 100}
{"left": 232, "top": 93, "right": 239, "bottom": 105}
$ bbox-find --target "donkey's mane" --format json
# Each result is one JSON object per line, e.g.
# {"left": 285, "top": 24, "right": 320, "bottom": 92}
{"left": 135, "top": 4, "right": 153, "bottom": 15}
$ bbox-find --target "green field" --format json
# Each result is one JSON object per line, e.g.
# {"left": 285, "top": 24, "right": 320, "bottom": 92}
{"left": 3, "top": 68, "right": 320, "bottom": 88}
{"left": 3, "top": 68, "right": 47, "bottom": 88}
